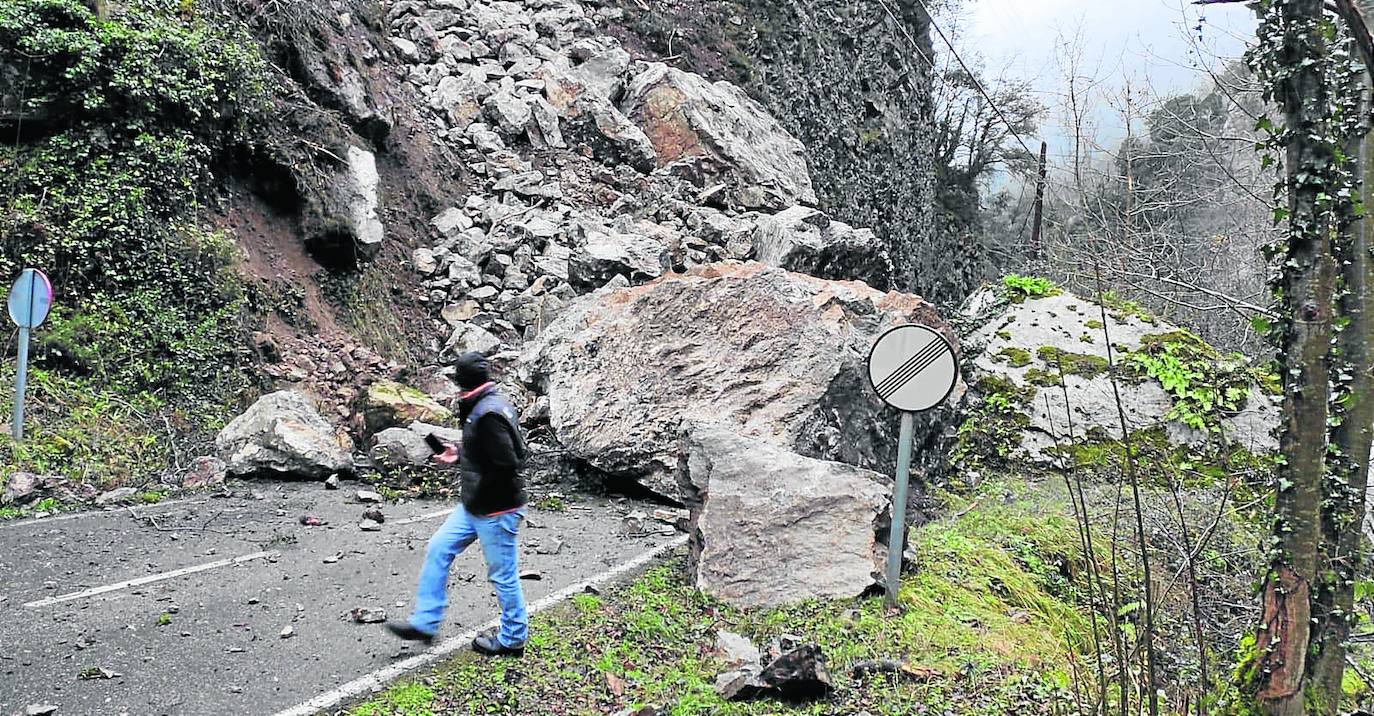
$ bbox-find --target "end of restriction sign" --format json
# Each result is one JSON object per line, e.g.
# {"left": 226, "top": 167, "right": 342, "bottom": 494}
{"left": 866, "top": 323, "right": 960, "bottom": 608}
{"left": 866, "top": 324, "right": 959, "bottom": 413}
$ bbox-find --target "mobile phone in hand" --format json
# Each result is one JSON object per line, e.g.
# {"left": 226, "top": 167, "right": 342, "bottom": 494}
{"left": 424, "top": 433, "right": 447, "bottom": 454}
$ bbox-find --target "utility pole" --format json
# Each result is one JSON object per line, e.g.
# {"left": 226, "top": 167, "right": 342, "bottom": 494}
{"left": 1029, "top": 140, "right": 1047, "bottom": 261}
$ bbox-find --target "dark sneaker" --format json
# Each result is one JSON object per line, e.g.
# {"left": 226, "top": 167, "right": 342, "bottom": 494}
{"left": 385, "top": 621, "right": 435, "bottom": 645}
{"left": 472, "top": 632, "right": 524, "bottom": 657}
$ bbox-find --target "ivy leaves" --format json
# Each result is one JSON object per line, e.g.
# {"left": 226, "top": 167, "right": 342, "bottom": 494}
{"left": 1125, "top": 333, "right": 1259, "bottom": 433}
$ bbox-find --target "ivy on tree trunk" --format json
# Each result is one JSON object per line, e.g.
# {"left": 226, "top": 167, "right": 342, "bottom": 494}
{"left": 1246, "top": 0, "right": 1374, "bottom": 713}
{"left": 1249, "top": 0, "right": 1336, "bottom": 713}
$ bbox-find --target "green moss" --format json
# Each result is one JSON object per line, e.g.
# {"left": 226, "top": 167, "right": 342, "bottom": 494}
{"left": 137, "top": 489, "right": 167, "bottom": 504}
{"left": 349, "top": 501, "right": 1099, "bottom": 715}
{"left": 996, "top": 330, "right": 1013, "bottom": 341}
{"left": 1084, "top": 320, "right": 1104, "bottom": 330}
{"left": 534, "top": 493, "right": 569, "bottom": 512}
{"left": 1002, "top": 275, "right": 1062, "bottom": 303}
{"left": 994, "top": 347, "right": 1032, "bottom": 368}
{"left": 1035, "top": 347, "right": 1110, "bottom": 379}
{"left": 350, "top": 682, "right": 436, "bottom": 716}
{"left": 1097, "top": 291, "right": 1158, "bottom": 325}
{"left": 858, "top": 127, "right": 885, "bottom": 146}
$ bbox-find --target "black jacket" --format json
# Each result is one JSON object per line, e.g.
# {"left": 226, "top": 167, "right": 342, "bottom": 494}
{"left": 457, "top": 385, "right": 528, "bottom": 516}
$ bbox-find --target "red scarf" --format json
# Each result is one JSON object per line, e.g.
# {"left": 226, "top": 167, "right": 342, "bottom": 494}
{"left": 459, "top": 381, "right": 494, "bottom": 401}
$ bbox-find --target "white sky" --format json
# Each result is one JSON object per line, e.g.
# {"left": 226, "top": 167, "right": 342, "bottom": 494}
{"left": 957, "top": 0, "right": 1259, "bottom": 158}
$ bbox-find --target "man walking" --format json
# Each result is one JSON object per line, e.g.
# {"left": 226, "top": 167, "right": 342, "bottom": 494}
{"left": 385, "top": 352, "right": 529, "bottom": 656}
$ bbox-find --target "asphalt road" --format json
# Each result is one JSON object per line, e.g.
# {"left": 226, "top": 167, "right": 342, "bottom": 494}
{"left": 0, "top": 481, "right": 676, "bottom": 716}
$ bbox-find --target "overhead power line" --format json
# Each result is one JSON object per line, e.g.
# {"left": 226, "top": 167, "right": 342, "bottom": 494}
{"left": 875, "top": 0, "right": 1039, "bottom": 159}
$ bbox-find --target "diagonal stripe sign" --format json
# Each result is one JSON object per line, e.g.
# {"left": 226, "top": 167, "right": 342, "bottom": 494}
{"left": 876, "top": 340, "right": 945, "bottom": 399}
{"left": 866, "top": 324, "right": 959, "bottom": 413}
{"left": 866, "top": 323, "right": 961, "bottom": 610}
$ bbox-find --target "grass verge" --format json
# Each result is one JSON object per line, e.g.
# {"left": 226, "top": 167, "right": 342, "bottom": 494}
{"left": 345, "top": 501, "right": 1096, "bottom": 716}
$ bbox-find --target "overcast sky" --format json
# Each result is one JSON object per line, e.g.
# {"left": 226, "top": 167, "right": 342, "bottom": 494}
{"left": 955, "top": 0, "right": 1258, "bottom": 156}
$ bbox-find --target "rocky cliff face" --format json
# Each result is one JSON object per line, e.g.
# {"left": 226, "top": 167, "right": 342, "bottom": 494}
{"left": 608, "top": 1, "right": 973, "bottom": 305}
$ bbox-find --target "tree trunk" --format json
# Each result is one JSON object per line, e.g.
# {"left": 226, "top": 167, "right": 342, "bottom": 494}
{"left": 1255, "top": 0, "right": 1337, "bottom": 713}
{"left": 1311, "top": 13, "right": 1374, "bottom": 707}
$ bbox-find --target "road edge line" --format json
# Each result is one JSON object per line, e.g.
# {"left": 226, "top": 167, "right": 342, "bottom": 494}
{"left": 269, "top": 534, "right": 689, "bottom": 716}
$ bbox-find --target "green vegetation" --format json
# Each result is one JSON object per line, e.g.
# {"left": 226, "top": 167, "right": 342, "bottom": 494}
{"left": 993, "top": 347, "right": 1032, "bottom": 368}
{"left": 533, "top": 493, "right": 569, "bottom": 512}
{"left": 351, "top": 683, "right": 438, "bottom": 716}
{"left": 1001, "top": 275, "right": 1062, "bottom": 303}
{"left": 156, "top": 612, "right": 172, "bottom": 627}
{"left": 1123, "top": 331, "right": 1262, "bottom": 434}
{"left": 1024, "top": 347, "right": 1110, "bottom": 387}
{"left": 1098, "top": 291, "right": 1158, "bottom": 325}
{"left": 0, "top": 0, "right": 271, "bottom": 497}
{"left": 348, "top": 501, "right": 1100, "bottom": 716}
{"left": 0, "top": 367, "right": 172, "bottom": 490}
{"left": 950, "top": 376, "right": 1034, "bottom": 473}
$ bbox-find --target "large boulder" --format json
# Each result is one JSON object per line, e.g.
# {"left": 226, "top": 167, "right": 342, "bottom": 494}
{"left": 750, "top": 206, "right": 894, "bottom": 290}
{"left": 560, "top": 93, "right": 658, "bottom": 173}
{"left": 370, "top": 427, "right": 434, "bottom": 468}
{"left": 958, "top": 283, "right": 1280, "bottom": 465}
{"left": 621, "top": 63, "right": 817, "bottom": 209}
{"left": 309, "top": 146, "right": 386, "bottom": 265}
{"left": 679, "top": 423, "right": 889, "bottom": 608}
{"left": 544, "top": 41, "right": 632, "bottom": 107}
{"left": 522, "top": 262, "right": 956, "bottom": 497}
{"left": 541, "top": 47, "right": 657, "bottom": 172}
{"left": 216, "top": 391, "right": 352, "bottom": 479}
{"left": 356, "top": 381, "right": 453, "bottom": 436}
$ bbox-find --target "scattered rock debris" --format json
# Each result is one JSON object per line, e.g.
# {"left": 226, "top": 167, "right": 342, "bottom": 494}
{"left": 348, "top": 607, "right": 388, "bottom": 624}
{"left": 77, "top": 666, "right": 121, "bottom": 680}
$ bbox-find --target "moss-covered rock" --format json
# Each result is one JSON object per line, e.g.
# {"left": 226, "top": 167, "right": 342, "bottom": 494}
{"left": 953, "top": 281, "right": 1279, "bottom": 473}
{"left": 356, "top": 381, "right": 452, "bottom": 437}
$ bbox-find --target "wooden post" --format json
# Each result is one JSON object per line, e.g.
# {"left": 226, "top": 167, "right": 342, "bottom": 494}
{"left": 1029, "top": 141, "right": 1047, "bottom": 260}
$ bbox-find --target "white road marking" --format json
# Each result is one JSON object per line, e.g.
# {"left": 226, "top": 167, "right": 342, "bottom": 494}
{"left": 0, "top": 498, "right": 209, "bottom": 531}
{"left": 390, "top": 508, "right": 454, "bottom": 527}
{"left": 270, "top": 535, "right": 689, "bottom": 716}
{"left": 23, "top": 551, "right": 277, "bottom": 608}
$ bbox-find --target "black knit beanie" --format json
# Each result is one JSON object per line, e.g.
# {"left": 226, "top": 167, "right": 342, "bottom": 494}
{"left": 455, "top": 352, "right": 491, "bottom": 390}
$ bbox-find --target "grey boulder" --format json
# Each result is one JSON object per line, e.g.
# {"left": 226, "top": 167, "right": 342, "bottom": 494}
{"left": 522, "top": 262, "right": 956, "bottom": 497}
{"left": 679, "top": 423, "right": 889, "bottom": 609}
{"left": 752, "top": 206, "right": 894, "bottom": 290}
{"left": 621, "top": 63, "right": 816, "bottom": 209}
{"left": 566, "top": 219, "right": 665, "bottom": 292}
{"left": 216, "top": 391, "right": 352, "bottom": 479}
{"left": 370, "top": 427, "right": 434, "bottom": 468}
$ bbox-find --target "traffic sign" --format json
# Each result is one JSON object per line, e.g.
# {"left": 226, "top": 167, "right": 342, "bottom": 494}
{"left": 866, "top": 323, "right": 960, "bottom": 608}
{"left": 8, "top": 268, "right": 52, "bottom": 329}
{"left": 866, "top": 324, "right": 958, "bottom": 413}
{"left": 8, "top": 268, "right": 53, "bottom": 441}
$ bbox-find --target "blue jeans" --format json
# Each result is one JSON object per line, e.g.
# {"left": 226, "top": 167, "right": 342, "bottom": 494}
{"left": 410, "top": 506, "right": 528, "bottom": 647}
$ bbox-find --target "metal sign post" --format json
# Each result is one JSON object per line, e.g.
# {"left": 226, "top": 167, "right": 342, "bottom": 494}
{"left": 8, "top": 269, "right": 53, "bottom": 441}
{"left": 866, "top": 323, "right": 959, "bottom": 608}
